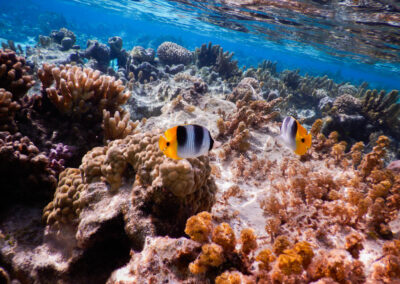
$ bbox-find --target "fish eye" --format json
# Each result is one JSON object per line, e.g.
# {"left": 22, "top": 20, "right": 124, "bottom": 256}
{"left": 166, "top": 142, "right": 170, "bottom": 146}
{"left": 301, "top": 138, "right": 305, "bottom": 143}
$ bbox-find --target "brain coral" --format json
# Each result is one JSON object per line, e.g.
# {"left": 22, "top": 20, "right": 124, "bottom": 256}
{"left": 157, "top": 42, "right": 193, "bottom": 65}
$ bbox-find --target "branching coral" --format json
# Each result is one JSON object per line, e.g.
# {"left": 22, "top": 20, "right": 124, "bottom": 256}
{"left": 0, "top": 49, "right": 35, "bottom": 99}
{"left": 240, "top": 228, "right": 257, "bottom": 255}
{"left": 102, "top": 109, "right": 138, "bottom": 141}
{"left": 38, "top": 64, "right": 130, "bottom": 116}
{"left": 361, "top": 89, "right": 400, "bottom": 138}
{"left": 227, "top": 77, "right": 261, "bottom": 102}
{"left": 42, "top": 168, "right": 85, "bottom": 229}
{"left": 194, "top": 42, "right": 221, "bottom": 68}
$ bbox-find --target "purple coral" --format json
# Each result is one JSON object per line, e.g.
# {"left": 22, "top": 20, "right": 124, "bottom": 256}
{"left": 48, "top": 143, "right": 76, "bottom": 173}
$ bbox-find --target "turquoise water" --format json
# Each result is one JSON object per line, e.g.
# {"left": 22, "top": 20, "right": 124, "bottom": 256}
{"left": 1, "top": 0, "right": 400, "bottom": 90}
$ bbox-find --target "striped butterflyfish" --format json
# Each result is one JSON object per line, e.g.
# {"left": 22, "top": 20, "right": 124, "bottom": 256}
{"left": 159, "top": 124, "right": 215, "bottom": 159}
{"left": 279, "top": 116, "right": 312, "bottom": 155}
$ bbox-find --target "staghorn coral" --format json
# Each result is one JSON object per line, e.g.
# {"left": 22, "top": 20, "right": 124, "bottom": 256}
{"left": 194, "top": 42, "right": 221, "bottom": 68}
{"left": 38, "top": 64, "right": 130, "bottom": 116}
{"left": 361, "top": 89, "right": 400, "bottom": 139}
{"left": 0, "top": 88, "right": 20, "bottom": 132}
{"left": 0, "top": 49, "right": 35, "bottom": 99}
{"left": 102, "top": 109, "right": 138, "bottom": 141}
{"left": 157, "top": 42, "right": 192, "bottom": 65}
{"left": 42, "top": 168, "right": 85, "bottom": 229}
{"left": 214, "top": 48, "right": 240, "bottom": 80}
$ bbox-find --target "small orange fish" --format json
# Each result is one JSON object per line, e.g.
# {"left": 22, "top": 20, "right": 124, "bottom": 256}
{"left": 279, "top": 116, "right": 312, "bottom": 155}
{"left": 159, "top": 124, "right": 215, "bottom": 160}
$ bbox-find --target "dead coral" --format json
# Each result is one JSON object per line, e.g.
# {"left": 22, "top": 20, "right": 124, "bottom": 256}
{"left": 227, "top": 77, "right": 261, "bottom": 102}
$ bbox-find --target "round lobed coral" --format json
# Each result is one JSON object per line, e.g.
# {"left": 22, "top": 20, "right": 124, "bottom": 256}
{"left": 189, "top": 243, "right": 225, "bottom": 274}
{"left": 0, "top": 132, "right": 57, "bottom": 208}
{"left": 42, "top": 168, "right": 86, "bottom": 229}
{"left": 101, "top": 144, "right": 127, "bottom": 192}
{"left": 80, "top": 146, "right": 107, "bottom": 184}
{"left": 157, "top": 41, "right": 192, "bottom": 65}
{"left": 0, "top": 88, "right": 20, "bottom": 132}
{"left": 0, "top": 49, "right": 35, "bottom": 99}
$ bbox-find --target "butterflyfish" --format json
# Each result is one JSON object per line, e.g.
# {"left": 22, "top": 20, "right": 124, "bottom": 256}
{"left": 159, "top": 124, "right": 215, "bottom": 159}
{"left": 279, "top": 116, "right": 312, "bottom": 155}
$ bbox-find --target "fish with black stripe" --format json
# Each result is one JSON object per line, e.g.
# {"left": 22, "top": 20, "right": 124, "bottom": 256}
{"left": 159, "top": 124, "right": 215, "bottom": 159}
{"left": 279, "top": 116, "right": 312, "bottom": 155}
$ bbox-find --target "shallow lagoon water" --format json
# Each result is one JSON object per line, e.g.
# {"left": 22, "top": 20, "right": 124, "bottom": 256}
{"left": 2, "top": 0, "right": 400, "bottom": 89}
{"left": 1, "top": 0, "right": 400, "bottom": 283}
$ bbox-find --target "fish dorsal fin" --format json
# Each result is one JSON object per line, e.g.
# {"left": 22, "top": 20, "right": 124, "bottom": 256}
{"left": 165, "top": 126, "right": 178, "bottom": 140}
{"left": 296, "top": 120, "right": 308, "bottom": 138}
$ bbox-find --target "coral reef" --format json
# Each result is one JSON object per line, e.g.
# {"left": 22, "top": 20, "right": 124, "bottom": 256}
{"left": 0, "top": 49, "right": 35, "bottom": 99}
{"left": 157, "top": 41, "right": 192, "bottom": 65}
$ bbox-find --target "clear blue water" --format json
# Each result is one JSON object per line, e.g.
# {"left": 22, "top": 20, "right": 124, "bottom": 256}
{"left": 1, "top": 0, "right": 400, "bottom": 90}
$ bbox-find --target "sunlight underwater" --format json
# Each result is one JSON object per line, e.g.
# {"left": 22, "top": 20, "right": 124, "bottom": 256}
{"left": 0, "top": 0, "right": 400, "bottom": 283}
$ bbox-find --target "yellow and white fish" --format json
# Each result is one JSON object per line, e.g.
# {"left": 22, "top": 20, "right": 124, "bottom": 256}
{"left": 279, "top": 116, "right": 312, "bottom": 155}
{"left": 159, "top": 124, "right": 215, "bottom": 160}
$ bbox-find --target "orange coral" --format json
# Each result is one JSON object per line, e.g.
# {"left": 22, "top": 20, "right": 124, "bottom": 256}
{"left": 185, "top": 211, "right": 213, "bottom": 243}
{"left": 273, "top": 235, "right": 291, "bottom": 256}
{"left": 212, "top": 223, "right": 236, "bottom": 252}
{"left": 256, "top": 249, "right": 276, "bottom": 271}
{"left": 215, "top": 271, "right": 242, "bottom": 284}
{"left": 240, "top": 228, "right": 257, "bottom": 255}
{"left": 293, "top": 241, "right": 314, "bottom": 268}
{"left": 277, "top": 249, "right": 303, "bottom": 275}
{"left": 189, "top": 243, "right": 224, "bottom": 274}
{"left": 345, "top": 232, "right": 364, "bottom": 259}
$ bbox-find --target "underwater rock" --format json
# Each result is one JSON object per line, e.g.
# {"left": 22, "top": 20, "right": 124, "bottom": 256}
{"left": 165, "top": 63, "right": 185, "bottom": 75}
{"left": 61, "top": 37, "right": 74, "bottom": 51}
{"left": 84, "top": 40, "right": 111, "bottom": 72}
{"left": 157, "top": 41, "right": 193, "bottom": 65}
{"left": 107, "top": 236, "right": 201, "bottom": 283}
{"left": 108, "top": 36, "right": 128, "bottom": 67}
{"left": 49, "top": 28, "right": 76, "bottom": 51}
{"left": 130, "top": 46, "right": 156, "bottom": 63}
